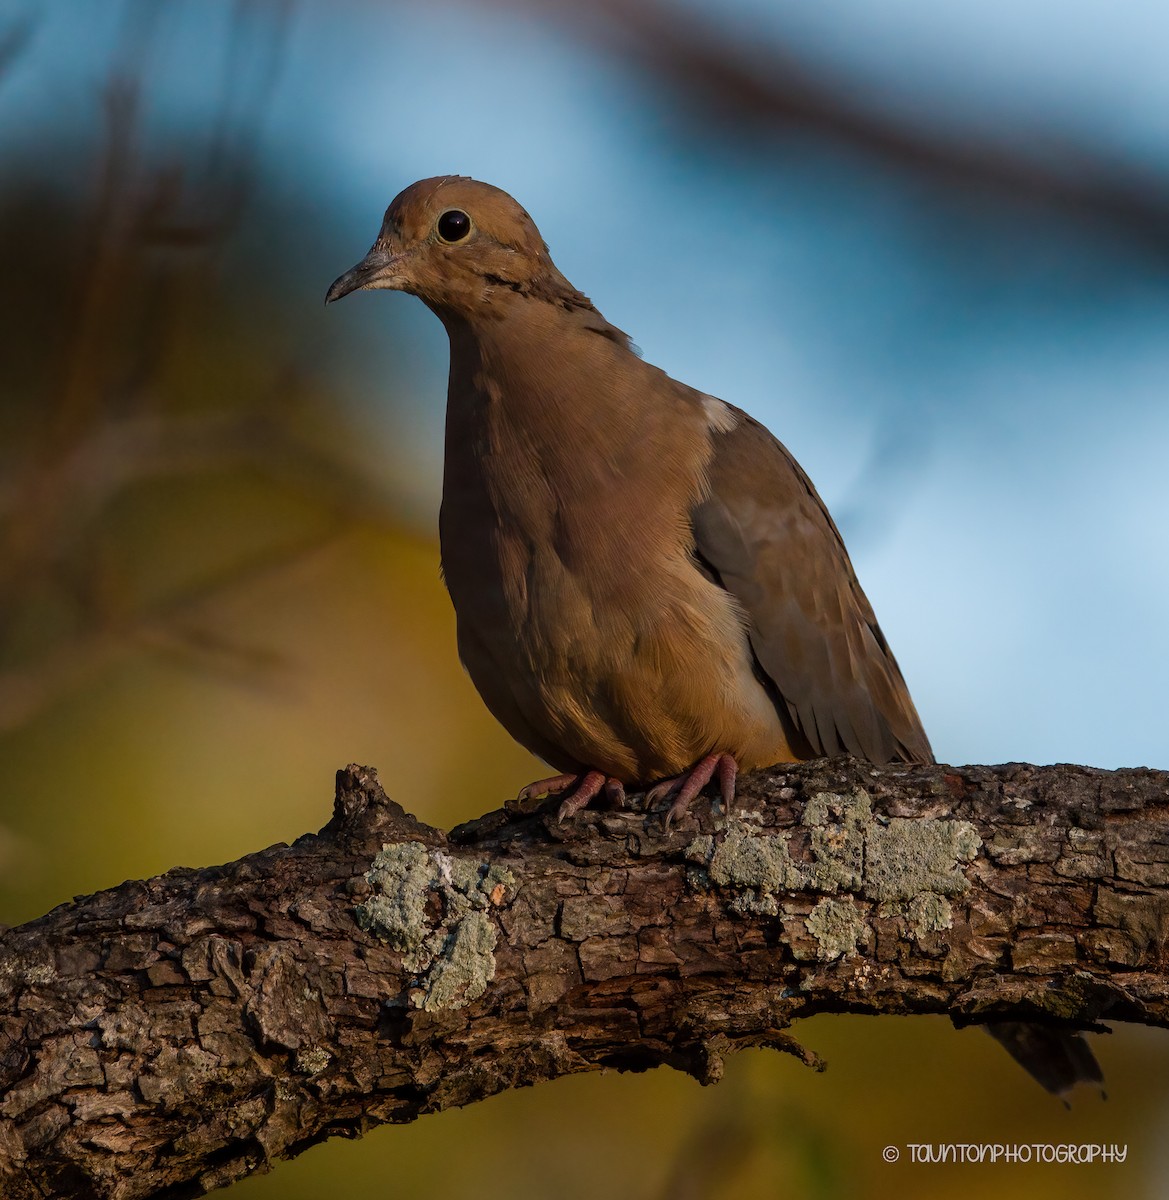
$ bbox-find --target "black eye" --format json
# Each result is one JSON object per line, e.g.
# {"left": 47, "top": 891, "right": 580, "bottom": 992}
{"left": 437, "top": 209, "right": 471, "bottom": 243}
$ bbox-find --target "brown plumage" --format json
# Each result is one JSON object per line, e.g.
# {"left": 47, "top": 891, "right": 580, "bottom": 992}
{"left": 327, "top": 176, "right": 929, "bottom": 787}
{"left": 327, "top": 174, "right": 1100, "bottom": 1097}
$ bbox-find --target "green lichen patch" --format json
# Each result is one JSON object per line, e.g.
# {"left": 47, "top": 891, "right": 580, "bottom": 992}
{"left": 803, "top": 789, "right": 870, "bottom": 892}
{"left": 354, "top": 842, "right": 515, "bottom": 1012}
{"left": 422, "top": 912, "right": 498, "bottom": 1012}
{"left": 864, "top": 817, "right": 980, "bottom": 903}
{"left": 687, "top": 820, "right": 809, "bottom": 893}
{"left": 804, "top": 898, "right": 866, "bottom": 960}
{"left": 355, "top": 842, "right": 433, "bottom": 954}
{"left": 905, "top": 892, "right": 954, "bottom": 934}
{"left": 689, "top": 789, "right": 982, "bottom": 958}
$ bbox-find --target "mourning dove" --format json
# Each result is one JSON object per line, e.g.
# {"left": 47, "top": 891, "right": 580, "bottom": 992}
{"left": 326, "top": 175, "right": 1102, "bottom": 1098}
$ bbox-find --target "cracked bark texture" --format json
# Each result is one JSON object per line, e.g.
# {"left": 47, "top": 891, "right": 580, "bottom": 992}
{"left": 1, "top": 758, "right": 1167, "bottom": 1199}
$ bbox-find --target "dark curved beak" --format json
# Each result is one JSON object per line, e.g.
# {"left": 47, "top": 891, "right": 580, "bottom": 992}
{"left": 325, "top": 246, "right": 401, "bottom": 305}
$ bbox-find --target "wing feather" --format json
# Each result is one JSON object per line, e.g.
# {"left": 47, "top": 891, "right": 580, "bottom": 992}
{"left": 692, "top": 407, "right": 933, "bottom": 765}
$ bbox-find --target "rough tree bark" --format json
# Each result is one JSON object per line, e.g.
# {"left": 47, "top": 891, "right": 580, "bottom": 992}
{"left": 1, "top": 758, "right": 1166, "bottom": 1199}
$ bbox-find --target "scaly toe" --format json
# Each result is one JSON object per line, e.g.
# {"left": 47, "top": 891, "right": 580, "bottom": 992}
{"left": 516, "top": 773, "right": 579, "bottom": 804}
{"left": 659, "top": 753, "right": 740, "bottom": 830}
{"left": 555, "top": 770, "right": 608, "bottom": 822}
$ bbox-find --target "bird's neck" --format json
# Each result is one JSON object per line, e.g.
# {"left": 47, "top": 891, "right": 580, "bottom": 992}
{"left": 441, "top": 304, "right": 629, "bottom": 465}
{"left": 437, "top": 301, "right": 711, "bottom": 531}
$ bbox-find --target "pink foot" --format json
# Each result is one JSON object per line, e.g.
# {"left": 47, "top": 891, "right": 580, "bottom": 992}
{"left": 647, "top": 753, "right": 738, "bottom": 830}
{"left": 515, "top": 771, "right": 626, "bottom": 822}
{"left": 516, "top": 774, "right": 579, "bottom": 803}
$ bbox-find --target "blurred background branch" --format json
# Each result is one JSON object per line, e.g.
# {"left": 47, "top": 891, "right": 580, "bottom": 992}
{"left": 530, "top": 0, "right": 1169, "bottom": 253}
{"left": 0, "top": 1, "right": 391, "bottom": 733}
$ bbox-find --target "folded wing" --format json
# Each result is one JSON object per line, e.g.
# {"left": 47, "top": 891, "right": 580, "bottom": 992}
{"left": 692, "top": 407, "right": 933, "bottom": 765}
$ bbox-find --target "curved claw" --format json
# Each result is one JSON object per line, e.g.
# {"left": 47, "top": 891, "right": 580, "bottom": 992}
{"left": 646, "top": 776, "right": 681, "bottom": 807}
{"left": 513, "top": 770, "right": 625, "bottom": 821}
{"left": 659, "top": 753, "right": 739, "bottom": 830}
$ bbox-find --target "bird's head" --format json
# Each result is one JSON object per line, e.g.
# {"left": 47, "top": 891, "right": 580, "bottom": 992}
{"left": 325, "top": 176, "right": 564, "bottom": 320}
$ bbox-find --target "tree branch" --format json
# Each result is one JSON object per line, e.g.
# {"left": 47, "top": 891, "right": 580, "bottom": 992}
{"left": 1, "top": 758, "right": 1166, "bottom": 1198}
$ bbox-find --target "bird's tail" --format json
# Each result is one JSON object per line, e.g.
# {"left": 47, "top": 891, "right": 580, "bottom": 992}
{"left": 985, "top": 1022, "right": 1105, "bottom": 1102}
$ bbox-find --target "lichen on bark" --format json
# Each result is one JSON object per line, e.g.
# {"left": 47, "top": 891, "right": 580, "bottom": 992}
{"left": 685, "top": 784, "right": 983, "bottom": 955}
{"left": 355, "top": 840, "right": 515, "bottom": 1011}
